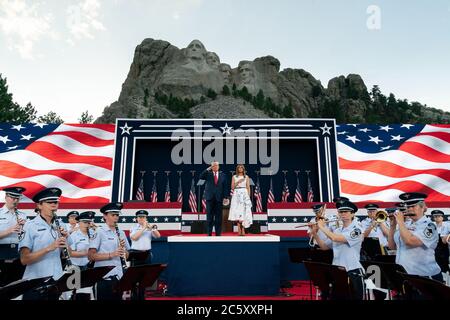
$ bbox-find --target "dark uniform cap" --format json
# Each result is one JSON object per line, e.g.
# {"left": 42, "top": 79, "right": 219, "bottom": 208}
{"left": 386, "top": 207, "right": 397, "bottom": 214}
{"left": 336, "top": 200, "right": 358, "bottom": 213}
{"left": 32, "top": 188, "right": 62, "bottom": 203}
{"left": 431, "top": 210, "right": 444, "bottom": 217}
{"left": 364, "top": 203, "right": 379, "bottom": 210}
{"left": 3, "top": 186, "right": 26, "bottom": 198}
{"left": 311, "top": 204, "right": 325, "bottom": 213}
{"left": 77, "top": 211, "right": 95, "bottom": 221}
{"left": 395, "top": 202, "right": 407, "bottom": 212}
{"left": 135, "top": 210, "right": 149, "bottom": 217}
{"left": 399, "top": 192, "right": 428, "bottom": 207}
{"left": 100, "top": 202, "right": 123, "bottom": 214}
{"left": 333, "top": 196, "right": 349, "bottom": 203}
{"left": 66, "top": 211, "right": 79, "bottom": 218}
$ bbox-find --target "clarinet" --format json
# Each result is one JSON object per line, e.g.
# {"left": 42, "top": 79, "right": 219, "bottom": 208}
{"left": 52, "top": 210, "right": 73, "bottom": 269}
{"left": 114, "top": 222, "right": 128, "bottom": 272}
{"left": 13, "top": 202, "right": 25, "bottom": 241}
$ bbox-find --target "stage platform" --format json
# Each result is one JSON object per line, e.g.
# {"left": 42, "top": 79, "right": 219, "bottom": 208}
{"left": 166, "top": 234, "right": 281, "bottom": 296}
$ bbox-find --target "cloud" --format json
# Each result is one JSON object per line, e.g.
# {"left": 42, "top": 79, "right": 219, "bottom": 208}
{"left": 66, "top": 0, "right": 106, "bottom": 42}
{"left": 0, "top": 0, "right": 53, "bottom": 59}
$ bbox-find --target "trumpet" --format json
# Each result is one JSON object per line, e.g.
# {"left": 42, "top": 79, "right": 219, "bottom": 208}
{"left": 145, "top": 222, "right": 157, "bottom": 231}
{"left": 375, "top": 210, "right": 415, "bottom": 223}
{"left": 295, "top": 217, "right": 343, "bottom": 228}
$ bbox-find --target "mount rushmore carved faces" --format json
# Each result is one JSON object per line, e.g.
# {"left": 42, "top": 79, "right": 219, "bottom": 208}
{"left": 206, "top": 52, "right": 220, "bottom": 69}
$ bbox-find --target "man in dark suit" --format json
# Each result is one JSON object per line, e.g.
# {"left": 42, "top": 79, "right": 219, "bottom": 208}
{"left": 200, "top": 161, "right": 230, "bottom": 236}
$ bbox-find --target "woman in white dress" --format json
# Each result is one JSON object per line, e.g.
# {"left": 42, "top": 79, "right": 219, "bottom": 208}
{"left": 228, "top": 164, "right": 253, "bottom": 236}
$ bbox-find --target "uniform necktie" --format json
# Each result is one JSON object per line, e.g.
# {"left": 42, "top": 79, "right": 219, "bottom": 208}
{"left": 214, "top": 172, "right": 218, "bottom": 185}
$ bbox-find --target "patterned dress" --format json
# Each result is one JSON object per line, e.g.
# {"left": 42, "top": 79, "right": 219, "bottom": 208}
{"left": 228, "top": 175, "right": 253, "bottom": 228}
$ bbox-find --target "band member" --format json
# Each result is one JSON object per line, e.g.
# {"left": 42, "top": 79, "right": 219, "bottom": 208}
{"left": 307, "top": 204, "right": 338, "bottom": 248}
{"left": 387, "top": 193, "right": 442, "bottom": 282}
{"left": 66, "top": 211, "right": 95, "bottom": 300}
{"left": 361, "top": 203, "right": 389, "bottom": 248}
{"left": 130, "top": 210, "right": 160, "bottom": 266}
{"left": 19, "top": 188, "right": 68, "bottom": 300}
{"left": 0, "top": 187, "right": 27, "bottom": 287}
{"left": 66, "top": 211, "right": 80, "bottom": 234}
{"left": 88, "top": 202, "right": 130, "bottom": 300}
{"left": 311, "top": 200, "right": 366, "bottom": 300}
{"left": 430, "top": 210, "right": 449, "bottom": 274}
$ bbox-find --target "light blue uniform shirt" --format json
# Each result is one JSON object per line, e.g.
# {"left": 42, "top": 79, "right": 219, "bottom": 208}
{"left": 69, "top": 230, "right": 90, "bottom": 267}
{"left": 130, "top": 224, "right": 156, "bottom": 251}
{"left": 89, "top": 225, "right": 130, "bottom": 279}
{"left": 361, "top": 217, "right": 388, "bottom": 247}
{"left": 19, "top": 215, "right": 64, "bottom": 281}
{"left": 0, "top": 205, "right": 27, "bottom": 244}
{"left": 332, "top": 219, "right": 364, "bottom": 272}
{"left": 394, "top": 216, "right": 441, "bottom": 276}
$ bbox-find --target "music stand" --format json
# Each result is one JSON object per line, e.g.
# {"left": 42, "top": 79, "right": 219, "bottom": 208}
{"left": 288, "top": 247, "right": 333, "bottom": 299}
{"left": 361, "top": 261, "right": 406, "bottom": 300}
{"left": 329, "top": 264, "right": 355, "bottom": 300}
{"left": 127, "top": 250, "right": 150, "bottom": 267}
{"left": 361, "top": 237, "right": 383, "bottom": 260}
{"left": 398, "top": 272, "right": 450, "bottom": 300}
{"left": 0, "top": 276, "right": 52, "bottom": 300}
{"left": 49, "top": 266, "right": 114, "bottom": 300}
{"left": 115, "top": 264, "right": 167, "bottom": 300}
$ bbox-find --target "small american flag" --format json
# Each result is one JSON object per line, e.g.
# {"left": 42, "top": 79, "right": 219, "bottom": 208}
{"left": 281, "top": 175, "right": 290, "bottom": 202}
{"left": 0, "top": 123, "right": 114, "bottom": 202}
{"left": 136, "top": 174, "right": 145, "bottom": 201}
{"left": 202, "top": 193, "right": 207, "bottom": 212}
{"left": 188, "top": 177, "right": 197, "bottom": 212}
{"left": 337, "top": 124, "right": 450, "bottom": 201}
{"left": 307, "top": 174, "right": 314, "bottom": 203}
{"left": 254, "top": 176, "right": 263, "bottom": 212}
{"left": 177, "top": 175, "right": 183, "bottom": 204}
{"left": 164, "top": 175, "right": 171, "bottom": 202}
{"left": 267, "top": 177, "right": 275, "bottom": 204}
{"left": 150, "top": 176, "right": 158, "bottom": 203}
{"left": 294, "top": 176, "right": 303, "bottom": 203}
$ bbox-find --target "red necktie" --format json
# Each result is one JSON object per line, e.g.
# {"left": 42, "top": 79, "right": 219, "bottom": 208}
{"left": 214, "top": 172, "right": 218, "bottom": 185}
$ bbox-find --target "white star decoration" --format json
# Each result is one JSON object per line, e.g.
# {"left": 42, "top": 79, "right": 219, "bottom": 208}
{"left": 164, "top": 217, "right": 169, "bottom": 222}
{"left": 11, "top": 124, "right": 24, "bottom": 131}
{"left": 358, "top": 128, "right": 372, "bottom": 133}
{"left": 120, "top": 122, "right": 132, "bottom": 135}
{"left": 0, "top": 135, "right": 11, "bottom": 144}
{"left": 319, "top": 123, "right": 332, "bottom": 135}
{"left": 379, "top": 125, "right": 393, "bottom": 132}
{"left": 272, "top": 217, "right": 276, "bottom": 222}
{"left": 368, "top": 136, "right": 383, "bottom": 145}
{"left": 20, "top": 134, "right": 34, "bottom": 141}
{"left": 337, "top": 131, "right": 347, "bottom": 135}
{"left": 401, "top": 124, "right": 414, "bottom": 129}
{"left": 175, "top": 217, "right": 179, "bottom": 222}
{"left": 345, "top": 135, "right": 361, "bottom": 144}
{"left": 293, "top": 218, "right": 297, "bottom": 222}
{"left": 153, "top": 217, "right": 158, "bottom": 222}
{"left": 132, "top": 218, "right": 136, "bottom": 222}
{"left": 220, "top": 123, "right": 234, "bottom": 135}
{"left": 380, "top": 146, "right": 392, "bottom": 151}
{"left": 7, "top": 145, "right": 18, "bottom": 150}
{"left": 391, "top": 135, "right": 404, "bottom": 141}
{"left": 121, "top": 218, "right": 126, "bottom": 222}
{"left": 33, "top": 123, "right": 47, "bottom": 128}
{"left": 303, "top": 217, "right": 308, "bottom": 222}
{"left": 282, "top": 218, "right": 287, "bottom": 222}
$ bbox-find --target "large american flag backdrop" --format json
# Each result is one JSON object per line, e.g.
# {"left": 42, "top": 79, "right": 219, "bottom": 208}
{"left": 0, "top": 122, "right": 448, "bottom": 203}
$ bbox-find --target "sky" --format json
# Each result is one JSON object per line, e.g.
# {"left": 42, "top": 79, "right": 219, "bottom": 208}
{"left": 0, "top": 0, "right": 449, "bottom": 122}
